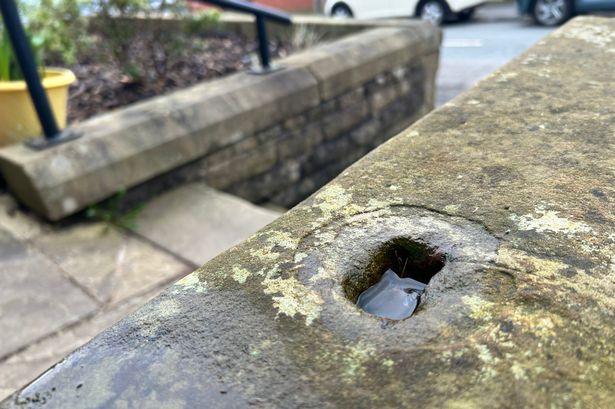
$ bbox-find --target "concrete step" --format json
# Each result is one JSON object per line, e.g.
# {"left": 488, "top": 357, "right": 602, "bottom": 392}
{"left": 132, "top": 183, "right": 283, "bottom": 266}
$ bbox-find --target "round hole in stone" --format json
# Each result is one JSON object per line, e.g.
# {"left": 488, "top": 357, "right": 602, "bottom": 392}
{"left": 342, "top": 238, "right": 446, "bottom": 304}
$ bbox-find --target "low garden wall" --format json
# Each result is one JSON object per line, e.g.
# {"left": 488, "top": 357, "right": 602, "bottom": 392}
{"left": 2, "top": 16, "right": 613, "bottom": 408}
{"left": 0, "top": 22, "right": 439, "bottom": 220}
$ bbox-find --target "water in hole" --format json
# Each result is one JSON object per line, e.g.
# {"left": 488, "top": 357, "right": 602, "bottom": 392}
{"left": 357, "top": 269, "right": 427, "bottom": 320}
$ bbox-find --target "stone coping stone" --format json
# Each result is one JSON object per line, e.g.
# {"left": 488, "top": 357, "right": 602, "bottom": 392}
{"left": 4, "top": 16, "right": 614, "bottom": 409}
{"left": 0, "top": 24, "right": 439, "bottom": 221}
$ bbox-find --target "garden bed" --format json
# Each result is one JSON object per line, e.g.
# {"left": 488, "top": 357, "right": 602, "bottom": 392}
{"left": 62, "top": 33, "right": 291, "bottom": 123}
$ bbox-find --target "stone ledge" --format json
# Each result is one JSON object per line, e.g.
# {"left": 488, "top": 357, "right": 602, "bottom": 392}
{"left": 2, "top": 17, "right": 613, "bottom": 408}
{"left": 286, "top": 25, "right": 440, "bottom": 100}
{"left": 0, "top": 24, "right": 439, "bottom": 221}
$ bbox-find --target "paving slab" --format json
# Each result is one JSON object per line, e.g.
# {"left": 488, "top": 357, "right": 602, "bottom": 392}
{"left": 0, "top": 195, "right": 46, "bottom": 242}
{"left": 0, "top": 289, "right": 160, "bottom": 401}
{"left": 31, "top": 224, "right": 192, "bottom": 305}
{"left": 0, "top": 228, "right": 98, "bottom": 360}
{"left": 133, "top": 183, "right": 282, "bottom": 266}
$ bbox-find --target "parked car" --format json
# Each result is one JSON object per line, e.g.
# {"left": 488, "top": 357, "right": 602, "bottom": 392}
{"left": 323, "top": 0, "right": 484, "bottom": 25}
{"left": 518, "top": 0, "right": 615, "bottom": 26}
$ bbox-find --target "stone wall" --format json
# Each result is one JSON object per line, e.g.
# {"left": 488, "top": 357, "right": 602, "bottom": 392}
{"left": 171, "top": 58, "right": 434, "bottom": 208}
{"left": 0, "top": 23, "right": 440, "bottom": 220}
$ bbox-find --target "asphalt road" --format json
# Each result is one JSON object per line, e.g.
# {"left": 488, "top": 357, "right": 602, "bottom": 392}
{"left": 437, "top": 3, "right": 554, "bottom": 105}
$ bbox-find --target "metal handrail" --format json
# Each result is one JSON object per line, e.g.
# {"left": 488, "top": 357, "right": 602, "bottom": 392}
{"left": 0, "top": 0, "right": 292, "bottom": 148}
{"left": 196, "top": 0, "right": 292, "bottom": 71}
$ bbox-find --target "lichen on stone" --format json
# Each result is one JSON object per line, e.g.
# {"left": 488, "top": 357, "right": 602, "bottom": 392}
{"left": 232, "top": 266, "right": 251, "bottom": 284}
{"left": 509, "top": 204, "right": 592, "bottom": 236}
{"left": 172, "top": 273, "right": 207, "bottom": 294}
{"left": 262, "top": 276, "right": 324, "bottom": 325}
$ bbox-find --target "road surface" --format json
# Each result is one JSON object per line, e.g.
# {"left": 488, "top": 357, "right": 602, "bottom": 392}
{"left": 437, "top": 3, "right": 554, "bottom": 105}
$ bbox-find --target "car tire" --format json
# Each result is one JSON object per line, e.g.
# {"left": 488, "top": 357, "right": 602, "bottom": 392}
{"left": 456, "top": 7, "right": 475, "bottom": 22}
{"left": 419, "top": 0, "right": 447, "bottom": 26}
{"left": 331, "top": 3, "right": 353, "bottom": 18}
{"left": 532, "top": 0, "right": 572, "bottom": 26}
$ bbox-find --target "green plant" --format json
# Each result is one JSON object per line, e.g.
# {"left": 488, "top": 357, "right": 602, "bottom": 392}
{"left": 86, "top": 189, "right": 144, "bottom": 230}
{"left": 0, "top": 0, "right": 81, "bottom": 81}
{"left": 0, "top": 24, "right": 44, "bottom": 81}
{"left": 23, "top": 0, "right": 88, "bottom": 64}
{"left": 90, "top": 0, "right": 220, "bottom": 84}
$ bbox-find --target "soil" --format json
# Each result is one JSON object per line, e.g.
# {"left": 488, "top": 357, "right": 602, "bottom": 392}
{"left": 62, "top": 34, "right": 291, "bottom": 123}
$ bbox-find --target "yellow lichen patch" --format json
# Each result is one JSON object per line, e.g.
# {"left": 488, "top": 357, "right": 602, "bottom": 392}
{"left": 382, "top": 358, "right": 395, "bottom": 369}
{"left": 262, "top": 276, "right": 324, "bottom": 325}
{"left": 294, "top": 252, "right": 308, "bottom": 264}
{"left": 510, "top": 362, "right": 528, "bottom": 381}
{"left": 498, "top": 247, "right": 615, "bottom": 314}
{"left": 232, "top": 266, "right": 251, "bottom": 284}
{"left": 497, "top": 247, "right": 567, "bottom": 277}
{"left": 509, "top": 205, "right": 592, "bottom": 236}
{"left": 341, "top": 342, "right": 376, "bottom": 381}
{"left": 265, "top": 230, "right": 300, "bottom": 250}
{"left": 309, "top": 265, "right": 336, "bottom": 283}
{"left": 555, "top": 21, "right": 615, "bottom": 48}
{"left": 172, "top": 273, "right": 207, "bottom": 294}
{"left": 311, "top": 184, "right": 364, "bottom": 224}
{"left": 318, "top": 341, "right": 377, "bottom": 384}
{"left": 462, "top": 295, "right": 495, "bottom": 321}
{"left": 157, "top": 299, "right": 182, "bottom": 318}
{"left": 250, "top": 247, "right": 281, "bottom": 262}
{"left": 474, "top": 344, "right": 498, "bottom": 379}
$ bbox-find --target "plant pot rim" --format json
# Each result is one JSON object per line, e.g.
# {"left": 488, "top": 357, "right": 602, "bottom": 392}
{"left": 0, "top": 67, "right": 76, "bottom": 92}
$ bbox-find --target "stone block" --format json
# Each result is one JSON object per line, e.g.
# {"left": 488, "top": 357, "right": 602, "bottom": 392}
{"left": 228, "top": 160, "right": 301, "bottom": 203}
{"left": 350, "top": 118, "right": 382, "bottom": 146}
{"left": 285, "top": 25, "right": 441, "bottom": 100}
{"left": 31, "top": 223, "right": 191, "bottom": 305}
{"left": 0, "top": 66, "right": 319, "bottom": 221}
{"left": 0, "top": 228, "right": 98, "bottom": 359}
{"left": 133, "top": 184, "right": 281, "bottom": 266}
{"left": 204, "top": 141, "right": 277, "bottom": 189}
{"left": 321, "top": 100, "right": 369, "bottom": 140}
{"left": 278, "top": 124, "right": 324, "bottom": 159}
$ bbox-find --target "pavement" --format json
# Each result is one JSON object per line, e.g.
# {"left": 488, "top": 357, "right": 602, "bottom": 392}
{"left": 0, "top": 185, "right": 280, "bottom": 400}
{"left": 437, "top": 2, "right": 555, "bottom": 105}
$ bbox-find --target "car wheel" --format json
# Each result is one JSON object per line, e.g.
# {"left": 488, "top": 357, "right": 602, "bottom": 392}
{"left": 456, "top": 7, "right": 475, "bottom": 22}
{"left": 331, "top": 3, "right": 353, "bottom": 18}
{"left": 419, "top": 0, "right": 446, "bottom": 25}
{"left": 532, "top": 0, "right": 571, "bottom": 26}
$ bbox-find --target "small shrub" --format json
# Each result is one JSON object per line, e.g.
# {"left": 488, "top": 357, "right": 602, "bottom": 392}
{"left": 23, "top": 0, "right": 88, "bottom": 64}
{"left": 89, "top": 0, "right": 221, "bottom": 85}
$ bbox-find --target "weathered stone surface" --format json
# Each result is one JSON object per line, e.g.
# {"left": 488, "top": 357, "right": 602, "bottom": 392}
{"left": 31, "top": 223, "right": 191, "bottom": 305}
{"left": 0, "top": 228, "right": 98, "bottom": 359}
{"left": 285, "top": 25, "right": 440, "bottom": 100}
{"left": 3, "top": 17, "right": 613, "bottom": 408}
{"left": 0, "top": 289, "right": 159, "bottom": 401}
{"left": 133, "top": 184, "right": 281, "bottom": 266}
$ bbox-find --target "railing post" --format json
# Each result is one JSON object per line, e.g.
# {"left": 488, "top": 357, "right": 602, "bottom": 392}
{"left": 195, "top": 0, "right": 291, "bottom": 74}
{"left": 255, "top": 14, "right": 271, "bottom": 71}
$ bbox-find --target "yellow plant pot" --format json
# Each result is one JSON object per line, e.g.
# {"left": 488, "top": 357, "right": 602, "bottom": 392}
{"left": 0, "top": 68, "right": 76, "bottom": 147}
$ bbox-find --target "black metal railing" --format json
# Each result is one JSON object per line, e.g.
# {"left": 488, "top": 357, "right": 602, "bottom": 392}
{"left": 0, "top": 0, "right": 291, "bottom": 148}
{"left": 198, "top": 0, "right": 292, "bottom": 71}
